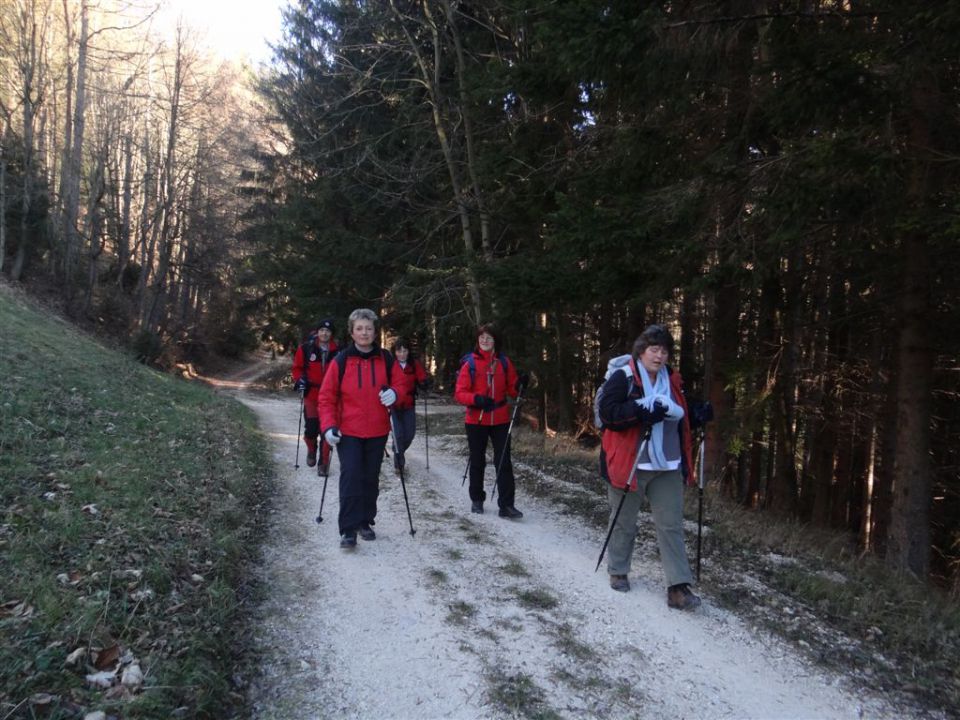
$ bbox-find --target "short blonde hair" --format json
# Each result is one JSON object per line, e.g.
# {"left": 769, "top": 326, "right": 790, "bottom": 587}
{"left": 348, "top": 308, "right": 378, "bottom": 334}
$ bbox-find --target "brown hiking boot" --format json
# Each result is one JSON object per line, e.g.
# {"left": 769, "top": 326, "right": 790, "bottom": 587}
{"left": 609, "top": 574, "right": 630, "bottom": 592}
{"left": 306, "top": 447, "right": 317, "bottom": 467}
{"left": 667, "top": 583, "right": 701, "bottom": 610}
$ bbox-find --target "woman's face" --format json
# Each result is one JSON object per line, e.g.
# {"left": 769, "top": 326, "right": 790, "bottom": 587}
{"left": 351, "top": 319, "right": 376, "bottom": 350}
{"left": 638, "top": 344, "right": 669, "bottom": 375}
{"left": 316, "top": 328, "right": 332, "bottom": 344}
{"left": 395, "top": 347, "right": 409, "bottom": 363}
{"left": 477, "top": 332, "right": 495, "bottom": 352}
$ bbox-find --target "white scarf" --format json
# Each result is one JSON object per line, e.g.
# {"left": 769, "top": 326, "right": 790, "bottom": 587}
{"left": 636, "top": 362, "right": 684, "bottom": 469}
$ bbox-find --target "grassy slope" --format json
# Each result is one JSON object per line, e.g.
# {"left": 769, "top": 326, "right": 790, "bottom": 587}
{"left": 0, "top": 286, "right": 271, "bottom": 719}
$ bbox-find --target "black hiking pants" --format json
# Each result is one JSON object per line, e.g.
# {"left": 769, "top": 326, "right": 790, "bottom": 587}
{"left": 337, "top": 434, "right": 388, "bottom": 534}
{"left": 466, "top": 422, "right": 515, "bottom": 508}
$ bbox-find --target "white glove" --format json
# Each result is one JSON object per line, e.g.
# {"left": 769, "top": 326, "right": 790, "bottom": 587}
{"left": 379, "top": 388, "right": 397, "bottom": 407}
{"left": 324, "top": 428, "right": 341, "bottom": 446}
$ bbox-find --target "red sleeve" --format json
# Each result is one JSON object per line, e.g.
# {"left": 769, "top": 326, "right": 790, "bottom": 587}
{"left": 505, "top": 358, "right": 519, "bottom": 399}
{"left": 292, "top": 346, "right": 305, "bottom": 382}
{"left": 454, "top": 362, "right": 475, "bottom": 406}
{"left": 415, "top": 360, "right": 428, "bottom": 383}
{"left": 318, "top": 357, "right": 342, "bottom": 431}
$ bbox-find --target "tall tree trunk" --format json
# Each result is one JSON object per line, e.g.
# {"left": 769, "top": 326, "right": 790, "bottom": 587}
{"left": 886, "top": 83, "right": 937, "bottom": 578}
{"left": 62, "top": 0, "right": 88, "bottom": 299}
{"left": 389, "top": 0, "right": 484, "bottom": 321}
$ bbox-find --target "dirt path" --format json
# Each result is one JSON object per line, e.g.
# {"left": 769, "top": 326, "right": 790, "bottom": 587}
{"left": 224, "top": 365, "right": 916, "bottom": 720}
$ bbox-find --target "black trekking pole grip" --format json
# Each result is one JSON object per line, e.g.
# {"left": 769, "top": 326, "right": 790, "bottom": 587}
{"left": 294, "top": 390, "right": 304, "bottom": 469}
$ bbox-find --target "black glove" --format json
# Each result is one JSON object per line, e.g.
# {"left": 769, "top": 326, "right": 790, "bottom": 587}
{"left": 474, "top": 394, "right": 496, "bottom": 412}
{"left": 690, "top": 400, "right": 714, "bottom": 428}
{"left": 516, "top": 372, "right": 530, "bottom": 392}
{"left": 635, "top": 400, "right": 667, "bottom": 424}
{"left": 418, "top": 377, "right": 434, "bottom": 391}
{"left": 294, "top": 378, "right": 308, "bottom": 392}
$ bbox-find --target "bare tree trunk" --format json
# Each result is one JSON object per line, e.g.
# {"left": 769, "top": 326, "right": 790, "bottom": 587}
{"left": 389, "top": 0, "right": 484, "bottom": 321}
{"left": 0, "top": 121, "right": 7, "bottom": 273}
{"left": 61, "top": 0, "right": 89, "bottom": 299}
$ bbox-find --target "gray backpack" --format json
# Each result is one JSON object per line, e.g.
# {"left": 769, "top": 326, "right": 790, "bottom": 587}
{"left": 593, "top": 354, "right": 636, "bottom": 431}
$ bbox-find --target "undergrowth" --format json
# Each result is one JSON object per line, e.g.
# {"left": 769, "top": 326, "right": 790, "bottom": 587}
{"left": 0, "top": 286, "right": 272, "bottom": 719}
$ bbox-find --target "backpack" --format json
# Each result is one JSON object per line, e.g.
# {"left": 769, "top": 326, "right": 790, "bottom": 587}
{"left": 334, "top": 347, "right": 394, "bottom": 386}
{"left": 460, "top": 351, "right": 508, "bottom": 386}
{"left": 593, "top": 354, "right": 639, "bottom": 432}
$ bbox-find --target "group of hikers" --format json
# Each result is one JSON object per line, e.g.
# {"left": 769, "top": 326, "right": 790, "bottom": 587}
{"left": 291, "top": 309, "right": 705, "bottom": 611}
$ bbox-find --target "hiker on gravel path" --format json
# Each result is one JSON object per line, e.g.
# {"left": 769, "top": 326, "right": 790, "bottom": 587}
{"left": 389, "top": 338, "right": 431, "bottom": 477}
{"left": 454, "top": 323, "right": 528, "bottom": 519}
{"left": 318, "top": 309, "right": 400, "bottom": 548}
{"left": 291, "top": 318, "right": 338, "bottom": 472}
{"left": 596, "top": 324, "right": 701, "bottom": 610}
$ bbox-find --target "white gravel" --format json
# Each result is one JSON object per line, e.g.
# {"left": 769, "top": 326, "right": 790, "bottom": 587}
{"left": 233, "top": 386, "right": 920, "bottom": 720}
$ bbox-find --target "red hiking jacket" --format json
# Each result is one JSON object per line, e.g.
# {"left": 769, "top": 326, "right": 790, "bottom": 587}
{"left": 599, "top": 361, "right": 694, "bottom": 488}
{"left": 392, "top": 359, "right": 428, "bottom": 411}
{"left": 454, "top": 349, "right": 519, "bottom": 426}
{"left": 317, "top": 345, "right": 399, "bottom": 438}
{"left": 291, "top": 339, "right": 338, "bottom": 416}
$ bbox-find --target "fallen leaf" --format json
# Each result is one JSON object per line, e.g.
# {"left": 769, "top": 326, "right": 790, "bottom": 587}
{"left": 65, "top": 647, "right": 87, "bottom": 666}
{"left": 93, "top": 644, "right": 120, "bottom": 671}
{"left": 81, "top": 504, "right": 99, "bottom": 515}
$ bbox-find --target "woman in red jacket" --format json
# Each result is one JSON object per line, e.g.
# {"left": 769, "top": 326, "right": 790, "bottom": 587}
{"left": 389, "top": 338, "right": 431, "bottom": 475}
{"left": 291, "top": 318, "right": 338, "bottom": 472}
{"left": 318, "top": 309, "right": 401, "bottom": 548}
{"left": 454, "top": 323, "right": 528, "bottom": 519}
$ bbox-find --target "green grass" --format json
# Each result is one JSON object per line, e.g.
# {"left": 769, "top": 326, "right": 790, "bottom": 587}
{"left": 515, "top": 588, "right": 559, "bottom": 611}
{"left": 485, "top": 671, "right": 562, "bottom": 720}
{"left": 0, "top": 287, "right": 272, "bottom": 719}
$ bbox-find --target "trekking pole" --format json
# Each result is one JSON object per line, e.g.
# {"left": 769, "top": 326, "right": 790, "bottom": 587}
{"left": 490, "top": 387, "right": 525, "bottom": 501}
{"left": 385, "top": 393, "right": 416, "bottom": 536}
{"left": 595, "top": 429, "right": 650, "bottom": 572}
{"left": 461, "top": 409, "right": 484, "bottom": 487}
{"left": 294, "top": 390, "right": 304, "bottom": 469}
{"left": 423, "top": 390, "right": 429, "bottom": 470}
{"left": 316, "top": 459, "right": 329, "bottom": 524}
{"left": 696, "top": 429, "right": 706, "bottom": 582}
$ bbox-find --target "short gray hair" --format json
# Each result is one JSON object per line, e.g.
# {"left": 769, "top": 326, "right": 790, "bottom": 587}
{"left": 347, "top": 308, "right": 379, "bottom": 334}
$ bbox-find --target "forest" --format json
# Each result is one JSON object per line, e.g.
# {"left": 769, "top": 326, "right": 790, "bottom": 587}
{"left": 2, "top": 1, "right": 958, "bottom": 590}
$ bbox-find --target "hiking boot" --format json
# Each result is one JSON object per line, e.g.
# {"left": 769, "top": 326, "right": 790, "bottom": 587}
{"left": 471, "top": 501, "right": 484, "bottom": 514}
{"left": 339, "top": 531, "right": 357, "bottom": 549}
{"left": 359, "top": 524, "right": 376, "bottom": 541}
{"left": 306, "top": 447, "right": 317, "bottom": 467}
{"left": 498, "top": 506, "right": 523, "bottom": 519}
{"left": 317, "top": 462, "right": 329, "bottom": 477}
{"left": 609, "top": 574, "right": 630, "bottom": 592}
{"left": 667, "top": 583, "right": 701, "bottom": 611}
